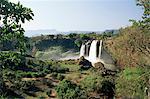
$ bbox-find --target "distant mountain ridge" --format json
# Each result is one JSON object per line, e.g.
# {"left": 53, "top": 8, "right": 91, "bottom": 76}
{"left": 25, "top": 29, "right": 118, "bottom": 37}
{"left": 25, "top": 29, "right": 59, "bottom": 37}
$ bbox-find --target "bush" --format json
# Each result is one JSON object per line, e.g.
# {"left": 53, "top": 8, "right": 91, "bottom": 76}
{"left": 116, "top": 67, "right": 150, "bottom": 98}
{"left": 0, "top": 52, "right": 26, "bottom": 69}
{"left": 100, "top": 80, "right": 115, "bottom": 97}
{"left": 16, "top": 71, "right": 42, "bottom": 78}
{"left": 80, "top": 73, "right": 115, "bottom": 98}
{"left": 46, "top": 89, "right": 52, "bottom": 97}
{"left": 38, "top": 96, "right": 46, "bottom": 99}
{"left": 51, "top": 72, "right": 58, "bottom": 79}
{"left": 0, "top": 78, "right": 5, "bottom": 96}
{"left": 50, "top": 65, "right": 69, "bottom": 73}
{"left": 56, "top": 74, "right": 65, "bottom": 81}
{"left": 55, "top": 79, "right": 81, "bottom": 99}
{"left": 11, "top": 80, "right": 35, "bottom": 93}
{"left": 36, "top": 72, "right": 46, "bottom": 77}
{"left": 80, "top": 75, "right": 103, "bottom": 93}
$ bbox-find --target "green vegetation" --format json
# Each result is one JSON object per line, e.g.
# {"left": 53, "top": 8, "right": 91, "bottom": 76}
{"left": 116, "top": 67, "right": 150, "bottom": 98}
{"left": 0, "top": 0, "right": 33, "bottom": 96}
{"left": 80, "top": 74, "right": 103, "bottom": 92}
{"left": 31, "top": 31, "right": 116, "bottom": 51}
{"left": 55, "top": 79, "right": 82, "bottom": 99}
{"left": 0, "top": 0, "right": 149, "bottom": 98}
{"left": 105, "top": 26, "right": 150, "bottom": 68}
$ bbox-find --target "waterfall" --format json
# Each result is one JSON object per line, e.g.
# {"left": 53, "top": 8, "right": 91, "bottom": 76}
{"left": 80, "top": 44, "right": 86, "bottom": 57}
{"left": 79, "top": 40, "right": 116, "bottom": 71}
{"left": 88, "top": 40, "right": 98, "bottom": 63}
{"left": 99, "top": 40, "right": 102, "bottom": 59}
{"left": 79, "top": 40, "right": 102, "bottom": 60}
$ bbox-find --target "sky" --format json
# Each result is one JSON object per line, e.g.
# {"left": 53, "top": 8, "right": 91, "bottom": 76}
{"left": 9, "top": 0, "right": 143, "bottom": 32}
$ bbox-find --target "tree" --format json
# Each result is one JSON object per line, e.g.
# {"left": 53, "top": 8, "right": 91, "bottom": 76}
{"left": 74, "top": 39, "right": 82, "bottom": 47}
{"left": 136, "top": 0, "right": 150, "bottom": 55}
{"left": 132, "top": 0, "right": 150, "bottom": 29}
{"left": 0, "top": 0, "right": 34, "bottom": 95}
{"left": 68, "top": 33, "right": 77, "bottom": 39}
{"left": 128, "top": 0, "right": 150, "bottom": 57}
{"left": 137, "top": 0, "right": 150, "bottom": 22}
{"left": 0, "top": 0, "right": 34, "bottom": 54}
{"left": 0, "top": 0, "right": 34, "bottom": 66}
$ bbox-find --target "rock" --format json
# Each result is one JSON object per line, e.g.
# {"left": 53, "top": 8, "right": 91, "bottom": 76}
{"left": 93, "top": 62, "right": 105, "bottom": 70}
{"left": 78, "top": 56, "right": 92, "bottom": 68}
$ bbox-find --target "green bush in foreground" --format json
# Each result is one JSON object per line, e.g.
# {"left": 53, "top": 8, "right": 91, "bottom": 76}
{"left": 57, "top": 74, "right": 65, "bottom": 81}
{"left": 116, "top": 67, "right": 150, "bottom": 98}
{"left": 55, "top": 79, "right": 82, "bottom": 99}
{"left": 80, "top": 75, "right": 103, "bottom": 93}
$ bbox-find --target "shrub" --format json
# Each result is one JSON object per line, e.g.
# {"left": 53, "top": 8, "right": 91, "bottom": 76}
{"left": 37, "top": 72, "right": 46, "bottom": 77}
{"left": 0, "top": 77, "right": 5, "bottom": 96}
{"left": 51, "top": 72, "right": 58, "bottom": 79}
{"left": 0, "top": 94, "right": 7, "bottom": 99}
{"left": 80, "top": 75, "right": 103, "bottom": 93}
{"left": 17, "top": 71, "right": 39, "bottom": 78}
{"left": 46, "top": 89, "right": 52, "bottom": 97}
{"left": 56, "top": 74, "right": 65, "bottom": 81}
{"left": 0, "top": 52, "right": 26, "bottom": 69}
{"left": 46, "top": 81, "right": 53, "bottom": 87}
{"left": 55, "top": 79, "right": 81, "bottom": 99}
{"left": 116, "top": 67, "right": 150, "bottom": 98}
{"left": 80, "top": 73, "right": 115, "bottom": 97}
{"left": 51, "top": 65, "right": 69, "bottom": 73}
{"left": 27, "top": 59, "right": 34, "bottom": 65}
{"left": 11, "top": 80, "right": 35, "bottom": 94}
{"left": 38, "top": 96, "right": 46, "bottom": 99}
{"left": 100, "top": 80, "right": 115, "bottom": 97}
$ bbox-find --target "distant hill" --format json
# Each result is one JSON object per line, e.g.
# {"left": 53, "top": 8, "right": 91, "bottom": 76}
{"left": 25, "top": 29, "right": 60, "bottom": 37}
{"left": 25, "top": 29, "right": 118, "bottom": 37}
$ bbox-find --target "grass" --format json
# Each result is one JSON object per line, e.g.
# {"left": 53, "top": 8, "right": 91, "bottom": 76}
{"left": 57, "top": 62, "right": 94, "bottom": 84}
{"left": 122, "top": 67, "right": 145, "bottom": 80}
{"left": 59, "top": 64, "right": 80, "bottom": 72}
{"left": 115, "top": 66, "right": 149, "bottom": 98}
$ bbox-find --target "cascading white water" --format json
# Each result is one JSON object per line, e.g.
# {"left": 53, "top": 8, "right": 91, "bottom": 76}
{"left": 80, "top": 40, "right": 103, "bottom": 60}
{"left": 98, "top": 40, "right": 102, "bottom": 59}
{"left": 80, "top": 44, "right": 86, "bottom": 57}
{"left": 79, "top": 40, "right": 117, "bottom": 71}
{"left": 88, "top": 40, "right": 98, "bottom": 63}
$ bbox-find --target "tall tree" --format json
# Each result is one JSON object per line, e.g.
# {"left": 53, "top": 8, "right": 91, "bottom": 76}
{"left": 0, "top": 0, "right": 34, "bottom": 54}
{"left": 136, "top": 0, "right": 150, "bottom": 29}
{"left": 0, "top": 0, "right": 34, "bottom": 95}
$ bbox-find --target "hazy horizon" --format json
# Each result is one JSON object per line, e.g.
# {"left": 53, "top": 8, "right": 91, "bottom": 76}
{"left": 9, "top": 0, "right": 143, "bottom": 36}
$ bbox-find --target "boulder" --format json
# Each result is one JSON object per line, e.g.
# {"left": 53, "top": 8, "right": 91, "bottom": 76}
{"left": 78, "top": 56, "right": 92, "bottom": 68}
{"left": 93, "top": 62, "right": 105, "bottom": 70}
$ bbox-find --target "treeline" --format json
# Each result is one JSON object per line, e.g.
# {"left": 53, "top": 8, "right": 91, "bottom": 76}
{"left": 29, "top": 30, "right": 117, "bottom": 52}
{"left": 0, "top": 29, "right": 118, "bottom": 53}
